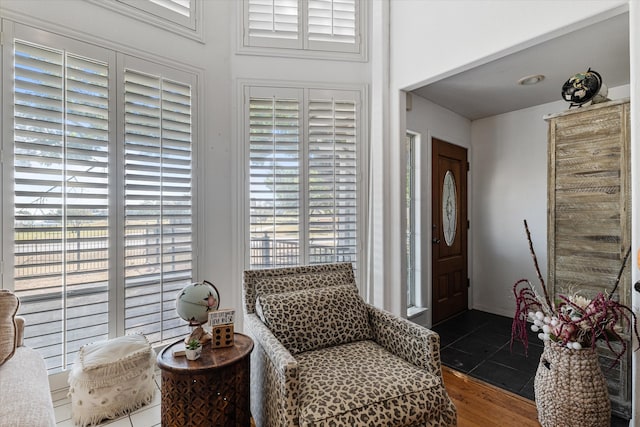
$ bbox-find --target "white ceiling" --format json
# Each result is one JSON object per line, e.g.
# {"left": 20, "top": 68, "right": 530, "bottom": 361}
{"left": 411, "top": 13, "right": 630, "bottom": 121}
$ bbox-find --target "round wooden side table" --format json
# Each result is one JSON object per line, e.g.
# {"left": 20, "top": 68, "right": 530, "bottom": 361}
{"left": 157, "top": 333, "right": 254, "bottom": 427}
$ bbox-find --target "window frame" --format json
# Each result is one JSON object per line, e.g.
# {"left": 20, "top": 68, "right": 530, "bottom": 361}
{"left": 1, "top": 19, "right": 201, "bottom": 388}
{"left": 405, "top": 130, "right": 426, "bottom": 319}
{"left": 86, "top": 0, "right": 204, "bottom": 43}
{"left": 406, "top": 132, "right": 417, "bottom": 309}
{"left": 237, "top": 79, "right": 368, "bottom": 293}
{"left": 237, "top": 0, "right": 368, "bottom": 62}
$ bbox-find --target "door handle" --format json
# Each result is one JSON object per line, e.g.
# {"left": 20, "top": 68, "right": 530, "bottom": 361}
{"left": 432, "top": 238, "right": 440, "bottom": 244}
{"left": 634, "top": 281, "right": 640, "bottom": 293}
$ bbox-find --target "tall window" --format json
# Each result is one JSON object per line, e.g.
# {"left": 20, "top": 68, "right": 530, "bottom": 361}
{"left": 4, "top": 24, "right": 196, "bottom": 373}
{"left": 245, "top": 86, "right": 361, "bottom": 271}
{"left": 12, "top": 39, "right": 113, "bottom": 372}
{"left": 406, "top": 133, "right": 416, "bottom": 308}
{"left": 242, "top": 0, "right": 365, "bottom": 59}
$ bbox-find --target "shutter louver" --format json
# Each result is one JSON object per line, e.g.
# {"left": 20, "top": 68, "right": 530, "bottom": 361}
{"left": 13, "top": 40, "right": 110, "bottom": 372}
{"left": 124, "top": 69, "right": 193, "bottom": 345}
{"left": 249, "top": 93, "right": 301, "bottom": 268}
{"left": 308, "top": 94, "right": 357, "bottom": 265}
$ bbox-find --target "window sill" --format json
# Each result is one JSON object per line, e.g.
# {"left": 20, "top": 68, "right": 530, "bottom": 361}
{"left": 407, "top": 306, "right": 428, "bottom": 319}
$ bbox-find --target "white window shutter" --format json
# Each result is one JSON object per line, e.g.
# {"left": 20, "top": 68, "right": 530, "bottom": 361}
{"left": 246, "top": 86, "right": 360, "bottom": 271}
{"left": 117, "top": 0, "right": 197, "bottom": 29}
{"left": 247, "top": 87, "right": 303, "bottom": 268}
{"left": 8, "top": 25, "right": 198, "bottom": 375}
{"left": 246, "top": 0, "right": 302, "bottom": 49}
{"left": 123, "top": 69, "right": 193, "bottom": 345}
{"left": 13, "top": 40, "right": 111, "bottom": 372}
{"left": 306, "top": 0, "right": 358, "bottom": 52}
{"left": 307, "top": 89, "right": 358, "bottom": 265}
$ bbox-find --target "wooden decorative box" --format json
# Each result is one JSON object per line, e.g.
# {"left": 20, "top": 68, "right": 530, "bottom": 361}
{"left": 211, "top": 323, "right": 234, "bottom": 348}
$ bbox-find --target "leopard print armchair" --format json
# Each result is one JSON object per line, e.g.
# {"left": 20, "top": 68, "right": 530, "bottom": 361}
{"left": 243, "top": 263, "right": 456, "bottom": 427}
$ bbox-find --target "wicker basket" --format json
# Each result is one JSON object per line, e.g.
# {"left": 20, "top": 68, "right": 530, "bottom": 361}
{"left": 534, "top": 340, "right": 610, "bottom": 427}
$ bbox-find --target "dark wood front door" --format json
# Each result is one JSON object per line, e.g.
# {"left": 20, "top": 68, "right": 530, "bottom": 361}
{"left": 432, "top": 138, "right": 468, "bottom": 324}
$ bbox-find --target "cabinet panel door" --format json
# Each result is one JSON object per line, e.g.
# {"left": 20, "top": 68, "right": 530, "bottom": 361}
{"left": 546, "top": 99, "right": 631, "bottom": 418}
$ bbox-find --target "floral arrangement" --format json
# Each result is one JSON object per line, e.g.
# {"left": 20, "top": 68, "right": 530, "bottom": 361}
{"left": 511, "top": 220, "right": 639, "bottom": 363}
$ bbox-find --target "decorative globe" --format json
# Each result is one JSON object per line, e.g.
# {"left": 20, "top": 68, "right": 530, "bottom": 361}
{"left": 175, "top": 280, "right": 220, "bottom": 325}
{"left": 561, "top": 68, "right": 603, "bottom": 106}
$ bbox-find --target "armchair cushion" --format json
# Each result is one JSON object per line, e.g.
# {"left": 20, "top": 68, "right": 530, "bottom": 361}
{"left": 296, "top": 340, "right": 450, "bottom": 426}
{"left": 256, "top": 284, "right": 372, "bottom": 355}
{"left": 0, "top": 290, "right": 19, "bottom": 366}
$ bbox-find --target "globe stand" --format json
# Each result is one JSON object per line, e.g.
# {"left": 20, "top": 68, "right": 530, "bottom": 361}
{"left": 184, "top": 322, "right": 212, "bottom": 346}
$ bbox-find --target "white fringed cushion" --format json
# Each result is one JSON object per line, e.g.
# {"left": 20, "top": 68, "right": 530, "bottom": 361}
{"left": 68, "top": 334, "right": 156, "bottom": 427}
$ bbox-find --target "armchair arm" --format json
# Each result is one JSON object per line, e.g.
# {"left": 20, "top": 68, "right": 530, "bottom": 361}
{"left": 245, "top": 313, "right": 299, "bottom": 426}
{"left": 366, "top": 305, "right": 443, "bottom": 378}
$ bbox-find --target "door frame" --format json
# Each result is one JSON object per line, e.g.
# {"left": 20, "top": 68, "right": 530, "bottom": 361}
{"left": 411, "top": 131, "right": 471, "bottom": 328}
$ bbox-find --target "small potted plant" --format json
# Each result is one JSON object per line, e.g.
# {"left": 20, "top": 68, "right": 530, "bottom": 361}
{"left": 185, "top": 338, "right": 202, "bottom": 361}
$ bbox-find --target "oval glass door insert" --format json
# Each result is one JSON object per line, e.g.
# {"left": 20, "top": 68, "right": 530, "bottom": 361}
{"left": 442, "top": 170, "right": 457, "bottom": 246}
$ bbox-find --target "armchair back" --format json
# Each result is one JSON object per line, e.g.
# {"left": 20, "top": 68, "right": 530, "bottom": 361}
{"left": 242, "top": 262, "right": 355, "bottom": 314}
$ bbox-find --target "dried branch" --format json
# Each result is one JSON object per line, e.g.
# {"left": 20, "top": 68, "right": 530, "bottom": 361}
{"left": 609, "top": 247, "right": 632, "bottom": 300}
{"left": 523, "top": 219, "right": 552, "bottom": 310}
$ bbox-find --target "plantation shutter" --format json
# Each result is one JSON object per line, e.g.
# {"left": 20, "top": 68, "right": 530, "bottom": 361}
{"left": 117, "top": 0, "right": 196, "bottom": 29}
{"left": 123, "top": 67, "right": 194, "bottom": 345}
{"left": 13, "top": 39, "right": 112, "bottom": 372}
{"left": 246, "top": 86, "right": 360, "bottom": 270}
{"left": 306, "top": 0, "right": 358, "bottom": 52}
{"left": 246, "top": 0, "right": 301, "bottom": 49}
{"left": 248, "top": 87, "right": 302, "bottom": 268}
{"left": 245, "top": 0, "right": 360, "bottom": 53}
{"left": 307, "top": 89, "right": 358, "bottom": 265}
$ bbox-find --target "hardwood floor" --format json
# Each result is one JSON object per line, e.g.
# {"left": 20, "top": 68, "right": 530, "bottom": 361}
{"left": 442, "top": 366, "right": 541, "bottom": 426}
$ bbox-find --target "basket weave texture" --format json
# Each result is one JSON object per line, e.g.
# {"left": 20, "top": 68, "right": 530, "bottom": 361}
{"left": 534, "top": 340, "right": 610, "bottom": 427}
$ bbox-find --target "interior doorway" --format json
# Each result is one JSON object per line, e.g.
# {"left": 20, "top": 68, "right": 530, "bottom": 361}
{"left": 431, "top": 138, "right": 468, "bottom": 324}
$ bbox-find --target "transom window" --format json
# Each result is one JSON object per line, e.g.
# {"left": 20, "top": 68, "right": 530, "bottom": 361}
{"left": 87, "top": 0, "right": 202, "bottom": 41}
{"left": 241, "top": 0, "right": 366, "bottom": 60}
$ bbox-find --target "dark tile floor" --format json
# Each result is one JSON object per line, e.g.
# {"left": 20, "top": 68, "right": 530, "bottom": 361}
{"left": 431, "top": 309, "right": 628, "bottom": 427}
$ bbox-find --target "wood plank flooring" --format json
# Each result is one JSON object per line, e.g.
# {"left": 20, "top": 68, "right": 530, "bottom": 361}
{"left": 442, "top": 366, "right": 541, "bottom": 426}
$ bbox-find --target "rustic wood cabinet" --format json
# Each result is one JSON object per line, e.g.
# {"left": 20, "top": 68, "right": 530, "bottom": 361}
{"left": 545, "top": 98, "right": 631, "bottom": 418}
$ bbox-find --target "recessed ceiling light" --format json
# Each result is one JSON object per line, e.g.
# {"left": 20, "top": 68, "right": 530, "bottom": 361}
{"left": 517, "top": 74, "right": 545, "bottom": 85}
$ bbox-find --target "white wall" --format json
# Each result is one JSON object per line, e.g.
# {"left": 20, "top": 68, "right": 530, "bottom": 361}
{"left": 391, "top": 0, "right": 628, "bottom": 91}
{"left": 470, "top": 104, "right": 549, "bottom": 317}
